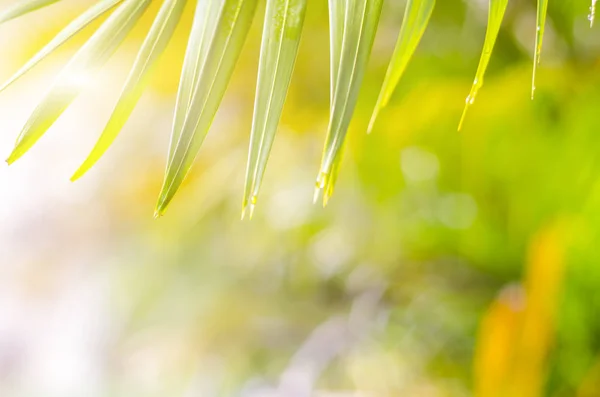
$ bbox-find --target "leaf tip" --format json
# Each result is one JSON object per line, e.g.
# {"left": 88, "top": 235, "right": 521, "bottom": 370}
{"left": 367, "top": 108, "right": 380, "bottom": 135}
{"left": 313, "top": 171, "right": 328, "bottom": 205}
{"left": 6, "top": 148, "right": 22, "bottom": 165}
{"left": 70, "top": 166, "right": 87, "bottom": 182}
{"left": 313, "top": 185, "right": 322, "bottom": 205}
{"left": 154, "top": 196, "right": 168, "bottom": 219}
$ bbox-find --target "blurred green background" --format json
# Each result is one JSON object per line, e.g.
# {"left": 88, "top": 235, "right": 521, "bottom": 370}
{"left": 1, "top": 0, "right": 600, "bottom": 396}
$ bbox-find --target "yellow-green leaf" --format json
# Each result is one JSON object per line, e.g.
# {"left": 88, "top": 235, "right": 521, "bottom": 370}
{"left": 531, "top": 0, "right": 548, "bottom": 99}
{"left": 0, "top": 0, "right": 60, "bottom": 24}
{"left": 155, "top": 0, "right": 258, "bottom": 216}
{"left": 458, "top": 0, "right": 508, "bottom": 131}
{"left": 315, "top": 0, "right": 383, "bottom": 206}
{"left": 0, "top": 0, "right": 123, "bottom": 93}
{"left": 319, "top": 0, "right": 347, "bottom": 206}
{"left": 169, "top": 0, "right": 223, "bottom": 167}
{"left": 328, "top": 0, "right": 345, "bottom": 104}
{"left": 368, "top": 0, "right": 435, "bottom": 133}
{"left": 242, "top": 0, "right": 307, "bottom": 219}
{"left": 71, "top": 0, "right": 188, "bottom": 181}
{"left": 6, "top": 0, "right": 152, "bottom": 165}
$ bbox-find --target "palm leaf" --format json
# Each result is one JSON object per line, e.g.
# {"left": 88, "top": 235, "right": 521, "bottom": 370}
{"left": 242, "top": 0, "right": 308, "bottom": 219}
{"left": 71, "top": 0, "right": 188, "bottom": 181}
{"left": 457, "top": 0, "right": 508, "bottom": 131}
{"left": 319, "top": 0, "right": 347, "bottom": 206}
{"left": 6, "top": 0, "right": 152, "bottom": 165}
{"left": 155, "top": 0, "right": 259, "bottom": 217}
{"left": 531, "top": 0, "right": 548, "bottom": 99}
{"left": 169, "top": 0, "right": 222, "bottom": 168}
{"left": 0, "top": 0, "right": 123, "bottom": 93}
{"left": 368, "top": 0, "right": 435, "bottom": 133}
{"left": 0, "top": 0, "right": 60, "bottom": 23}
{"left": 328, "top": 0, "right": 345, "bottom": 104}
{"left": 315, "top": 0, "right": 384, "bottom": 206}
{"left": 0, "top": 0, "right": 570, "bottom": 216}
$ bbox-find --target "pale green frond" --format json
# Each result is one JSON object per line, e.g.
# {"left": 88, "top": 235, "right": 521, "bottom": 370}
{"left": 458, "top": 0, "right": 508, "bottom": 131}
{"left": 155, "top": 0, "right": 259, "bottom": 217}
{"left": 169, "top": 0, "right": 223, "bottom": 167}
{"left": 320, "top": 0, "right": 347, "bottom": 206}
{"left": 242, "top": 0, "right": 307, "bottom": 219}
{"left": 531, "top": 0, "right": 548, "bottom": 99}
{"left": 0, "top": 0, "right": 60, "bottom": 24}
{"left": 321, "top": 140, "right": 345, "bottom": 206}
{"left": 328, "top": 0, "right": 346, "bottom": 105}
{"left": 6, "top": 0, "right": 152, "bottom": 165}
{"left": 315, "top": 0, "right": 383, "bottom": 206}
{"left": 71, "top": 0, "right": 188, "bottom": 181}
{"left": 0, "top": 0, "right": 123, "bottom": 94}
{"left": 368, "top": 0, "right": 435, "bottom": 133}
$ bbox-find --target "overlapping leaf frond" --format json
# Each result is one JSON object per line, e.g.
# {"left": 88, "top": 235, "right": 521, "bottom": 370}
{"left": 242, "top": 0, "right": 307, "bottom": 219}
{"left": 0, "top": 0, "right": 561, "bottom": 217}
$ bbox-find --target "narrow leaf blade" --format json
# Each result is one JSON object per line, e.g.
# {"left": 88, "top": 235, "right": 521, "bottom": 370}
{"left": 531, "top": 0, "right": 548, "bottom": 99}
{"left": 71, "top": 0, "right": 188, "bottom": 181}
{"left": 458, "top": 0, "right": 508, "bottom": 131}
{"left": 328, "top": 0, "right": 346, "bottom": 105}
{"left": 155, "top": 0, "right": 259, "bottom": 216}
{"left": 169, "top": 0, "right": 223, "bottom": 166}
{"left": 242, "top": 0, "right": 307, "bottom": 218}
{"left": 0, "top": 0, "right": 61, "bottom": 24}
{"left": 368, "top": 0, "right": 435, "bottom": 133}
{"left": 315, "top": 0, "right": 383, "bottom": 205}
{"left": 6, "top": 0, "right": 152, "bottom": 164}
{"left": 0, "top": 0, "right": 123, "bottom": 93}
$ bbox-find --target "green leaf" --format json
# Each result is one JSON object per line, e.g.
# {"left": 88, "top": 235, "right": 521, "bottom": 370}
{"left": 328, "top": 0, "right": 345, "bottom": 104}
{"left": 368, "top": 0, "right": 435, "bottom": 133}
{"left": 318, "top": 0, "right": 346, "bottom": 206}
{"left": 315, "top": 0, "right": 383, "bottom": 206}
{"left": 458, "top": 0, "right": 508, "bottom": 131}
{"left": 242, "top": 0, "right": 307, "bottom": 219}
{"left": 155, "top": 0, "right": 258, "bottom": 217}
{"left": 531, "top": 0, "right": 548, "bottom": 99}
{"left": 591, "top": 0, "right": 597, "bottom": 27}
{"left": 168, "top": 0, "right": 223, "bottom": 168}
{"left": 71, "top": 0, "right": 188, "bottom": 181}
{"left": 0, "top": 0, "right": 61, "bottom": 24}
{"left": 6, "top": 0, "right": 152, "bottom": 165}
{"left": 0, "top": 0, "right": 123, "bottom": 93}
{"left": 321, "top": 140, "right": 344, "bottom": 206}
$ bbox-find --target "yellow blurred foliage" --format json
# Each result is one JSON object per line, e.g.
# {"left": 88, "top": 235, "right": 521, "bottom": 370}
{"left": 475, "top": 220, "right": 569, "bottom": 397}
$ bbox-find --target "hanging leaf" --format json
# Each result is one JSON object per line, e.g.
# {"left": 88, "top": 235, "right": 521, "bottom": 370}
{"left": 328, "top": 0, "right": 345, "bottom": 104}
{"left": 168, "top": 0, "right": 223, "bottom": 168}
{"left": 458, "top": 0, "right": 508, "bottom": 131}
{"left": 591, "top": 0, "right": 598, "bottom": 27}
{"left": 315, "top": 0, "right": 383, "bottom": 206}
{"left": 0, "top": 0, "right": 61, "bottom": 24}
{"left": 242, "top": 0, "right": 307, "bottom": 219}
{"left": 531, "top": 0, "right": 547, "bottom": 99}
{"left": 6, "top": 0, "right": 152, "bottom": 165}
{"left": 155, "top": 0, "right": 259, "bottom": 217}
{"left": 368, "top": 0, "right": 435, "bottom": 133}
{"left": 71, "top": 0, "right": 188, "bottom": 181}
{"left": 317, "top": 0, "right": 347, "bottom": 206}
{"left": 0, "top": 0, "right": 123, "bottom": 93}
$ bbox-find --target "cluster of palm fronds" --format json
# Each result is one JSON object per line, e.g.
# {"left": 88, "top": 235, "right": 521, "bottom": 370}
{"left": 0, "top": 0, "right": 581, "bottom": 217}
